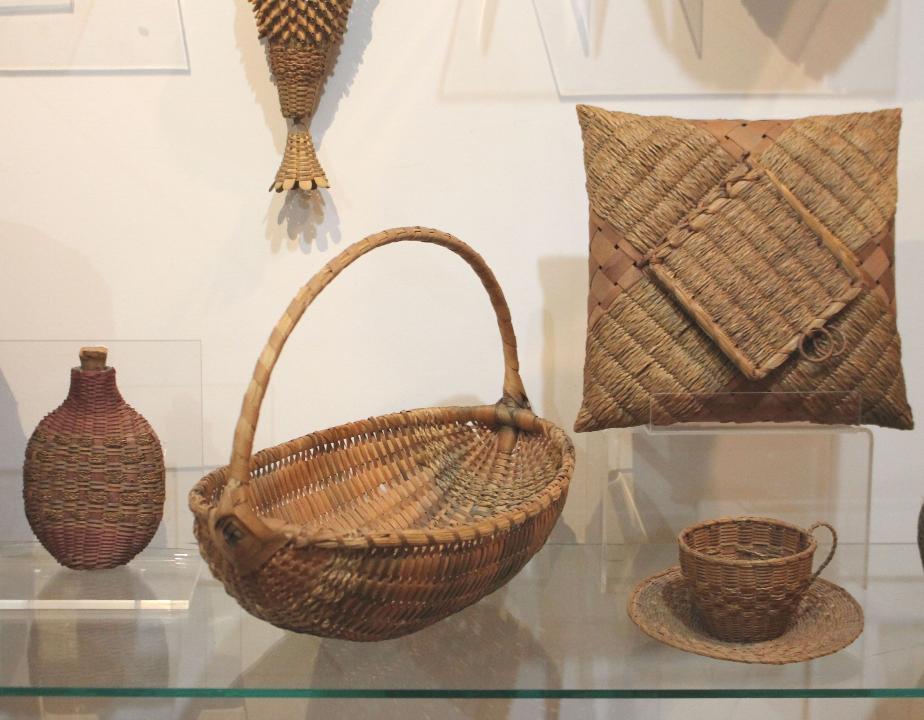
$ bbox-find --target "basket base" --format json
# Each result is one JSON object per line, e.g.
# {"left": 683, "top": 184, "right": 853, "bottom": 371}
{"left": 271, "top": 130, "right": 328, "bottom": 193}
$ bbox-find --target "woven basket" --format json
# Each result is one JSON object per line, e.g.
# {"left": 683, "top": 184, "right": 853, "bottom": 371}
{"left": 575, "top": 106, "right": 913, "bottom": 431}
{"left": 23, "top": 347, "right": 165, "bottom": 570}
{"left": 679, "top": 516, "right": 837, "bottom": 643}
{"left": 249, "top": 0, "right": 354, "bottom": 192}
{"left": 189, "top": 227, "right": 574, "bottom": 641}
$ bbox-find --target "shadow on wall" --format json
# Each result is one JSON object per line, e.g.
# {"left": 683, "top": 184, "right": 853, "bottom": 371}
{"left": 538, "top": 255, "right": 602, "bottom": 544}
{"left": 742, "top": 0, "right": 887, "bottom": 77}
{"left": 233, "top": 0, "right": 380, "bottom": 251}
{"left": 648, "top": 0, "right": 889, "bottom": 91}
{"left": 0, "top": 371, "right": 29, "bottom": 541}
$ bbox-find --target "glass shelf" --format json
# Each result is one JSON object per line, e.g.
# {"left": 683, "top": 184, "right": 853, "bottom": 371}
{"left": 0, "top": 542, "right": 921, "bottom": 700}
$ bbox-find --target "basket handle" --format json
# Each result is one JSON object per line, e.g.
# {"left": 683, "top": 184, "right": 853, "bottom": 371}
{"left": 228, "top": 226, "right": 529, "bottom": 490}
{"left": 807, "top": 521, "right": 837, "bottom": 586}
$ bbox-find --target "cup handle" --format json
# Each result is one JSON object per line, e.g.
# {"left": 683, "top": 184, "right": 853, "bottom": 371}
{"left": 807, "top": 521, "right": 838, "bottom": 585}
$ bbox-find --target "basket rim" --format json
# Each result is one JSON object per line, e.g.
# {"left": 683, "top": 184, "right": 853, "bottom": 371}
{"left": 677, "top": 515, "right": 818, "bottom": 568}
{"left": 189, "top": 403, "right": 574, "bottom": 550}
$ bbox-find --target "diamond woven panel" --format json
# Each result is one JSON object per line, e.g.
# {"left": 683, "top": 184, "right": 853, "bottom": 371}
{"left": 575, "top": 107, "right": 913, "bottom": 431}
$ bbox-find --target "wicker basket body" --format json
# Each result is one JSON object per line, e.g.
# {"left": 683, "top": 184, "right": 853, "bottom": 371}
{"left": 679, "top": 517, "right": 836, "bottom": 643}
{"left": 249, "top": 0, "right": 354, "bottom": 192}
{"left": 23, "top": 349, "right": 165, "bottom": 570}
{"left": 189, "top": 228, "right": 574, "bottom": 641}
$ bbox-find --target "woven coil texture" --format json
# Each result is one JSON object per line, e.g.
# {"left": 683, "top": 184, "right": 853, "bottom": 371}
{"left": 678, "top": 516, "right": 836, "bottom": 643}
{"left": 273, "top": 130, "right": 328, "bottom": 192}
{"left": 628, "top": 566, "right": 863, "bottom": 665}
{"left": 249, "top": 0, "right": 354, "bottom": 192}
{"left": 23, "top": 350, "right": 165, "bottom": 570}
{"left": 575, "top": 106, "right": 913, "bottom": 431}
{"left": 189, "top": 227, "right": 574, "bottom": 641}
{"left": 251, "top": 0, "right": 351, "bottom": 44}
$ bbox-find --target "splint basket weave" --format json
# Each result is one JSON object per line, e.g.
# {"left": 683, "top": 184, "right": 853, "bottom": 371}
{"left": 190, "top": 227, "right": 573, "bottom": 641}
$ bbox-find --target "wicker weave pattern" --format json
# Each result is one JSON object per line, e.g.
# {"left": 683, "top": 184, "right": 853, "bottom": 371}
{"left": 577, "top": 280, "right": 736, "bottom": 430}
{"left": 772, "top": 293, "right": 912, "bottom": 428}
{"left": 678, "top": 517, "right": 836, "bottom": 643}
{"left": 579, "top": 109, "right": 738, "bottom": 256}
{"left": 23, "top": 357, "right": 165, "bottom": 570}
{"left": 190, "top": 227, "right": 573, "bottom": 640}
{"left": 758, "top": 110, "right": 900, "bottom": 255}
{"left": 649, "top": 168, "right": 862, "bottom": 380}
{"left": 267, "top": 44, "right": 327, "bottom": 119}
{"left": 690, "top": 119, "right": 792, "bottom": 163}
{"left": 575, "top": 106, "right": 913, "bottom": 430}
{"left": 272, "top": 130, "right": 328, "bottom": 192}
{"left": 251, "top": 0, "right": 351, "bottom": 44}
{"left": 249, "top": 0, "right": 353, "bottom": 192}
{"left": 628, "top": 566, "right": 863, "bottom": 664}
{"left": 577, "top": 285, "right": 912, "bottom": 430}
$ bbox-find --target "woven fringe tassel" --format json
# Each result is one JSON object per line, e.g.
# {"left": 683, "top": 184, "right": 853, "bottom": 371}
{"left": 271, "top": 130, "right": 328, "bottom": 192}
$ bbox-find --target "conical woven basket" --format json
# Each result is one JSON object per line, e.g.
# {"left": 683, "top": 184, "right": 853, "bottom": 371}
{"left": 249, "top": 0, "right": 354, "bottom": 192}
{"left": 189, "top": 227, "right": 574, "bottom": 641}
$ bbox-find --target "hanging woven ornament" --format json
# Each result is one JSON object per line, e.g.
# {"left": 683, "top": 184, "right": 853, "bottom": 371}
{"left": 250, "top": 0, "right": 354, "bottom": 192}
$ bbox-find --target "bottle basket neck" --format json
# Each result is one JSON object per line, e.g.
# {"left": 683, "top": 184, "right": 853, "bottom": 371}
{"left": 66, "top": 367, "right": 124, "bottom": 408}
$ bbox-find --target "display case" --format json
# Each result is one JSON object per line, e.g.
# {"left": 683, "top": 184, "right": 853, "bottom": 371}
{"left": 1, "top": 0, "right": 922, "bottom": 717}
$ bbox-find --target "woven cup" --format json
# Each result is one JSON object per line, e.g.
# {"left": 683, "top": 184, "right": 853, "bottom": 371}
{"left": 678, "top": 517, "right": 837, "bottom": 643}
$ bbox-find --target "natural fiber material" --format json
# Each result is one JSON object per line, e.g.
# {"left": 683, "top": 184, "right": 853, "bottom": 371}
{"left": 575, "top": 106, "right": 913, "bottom": 430}
{"left": 628, "top": 566, "right": 863, "bottom": 664}
{"left": 23, "top": 348, "right": 165, "bottom": 570}
{"left": 272, "top": 130, "right": 328, "bottom": 192}
{"left": 249, "top": 0, "right": 354, "bottom": 192}
{"left": 678, "top": 517, "right": 836, "bottom": 643}
{"left": 189, "top": 227, "right": 573, "bottom": 641}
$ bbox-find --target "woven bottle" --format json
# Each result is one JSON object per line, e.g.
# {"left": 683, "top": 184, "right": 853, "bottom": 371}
{"left": 22, "top": 347, "right": 165, "bottom": 570}
{"left": 250, "top": 0, "right": 354, "bottom": 192}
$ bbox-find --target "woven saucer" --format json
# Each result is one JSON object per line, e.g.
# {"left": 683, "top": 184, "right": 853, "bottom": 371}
{"left": 628, "top": 566, "right": 863, "bottom": 664}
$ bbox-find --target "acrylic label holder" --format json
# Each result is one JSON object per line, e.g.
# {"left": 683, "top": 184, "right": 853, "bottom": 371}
{"left": 0, "top": 0, "right": 189, "bottom": 73}
{"left": 601, "top": 391, "right": 872, "bottom": 595}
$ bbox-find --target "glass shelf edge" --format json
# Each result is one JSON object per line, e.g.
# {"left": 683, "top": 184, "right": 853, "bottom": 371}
{"left": 1, "top": 687, "right": 922, "bottom": 700}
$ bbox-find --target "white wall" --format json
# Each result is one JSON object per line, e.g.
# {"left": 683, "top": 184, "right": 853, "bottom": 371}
{"left": 1, "top": 0, "right": 922, "bottom": 545}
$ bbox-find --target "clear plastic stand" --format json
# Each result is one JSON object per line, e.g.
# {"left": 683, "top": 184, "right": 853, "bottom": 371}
{"left": 0, "top": 0, "right": 73, "bottom": 14}
{"left": 601, "top": 392, "right": 873, "bottom": 594}
{"left": 0, "top": 0, "right": 189, "bottom": 73}
{"left": 648, "top": 390, "right": 862, "bottom": 430}
{"left": 0, "top": 544, "right": 200, "bottom": 610}
{"left": 0, "top": 340, "right": 203, "bottom": 610}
